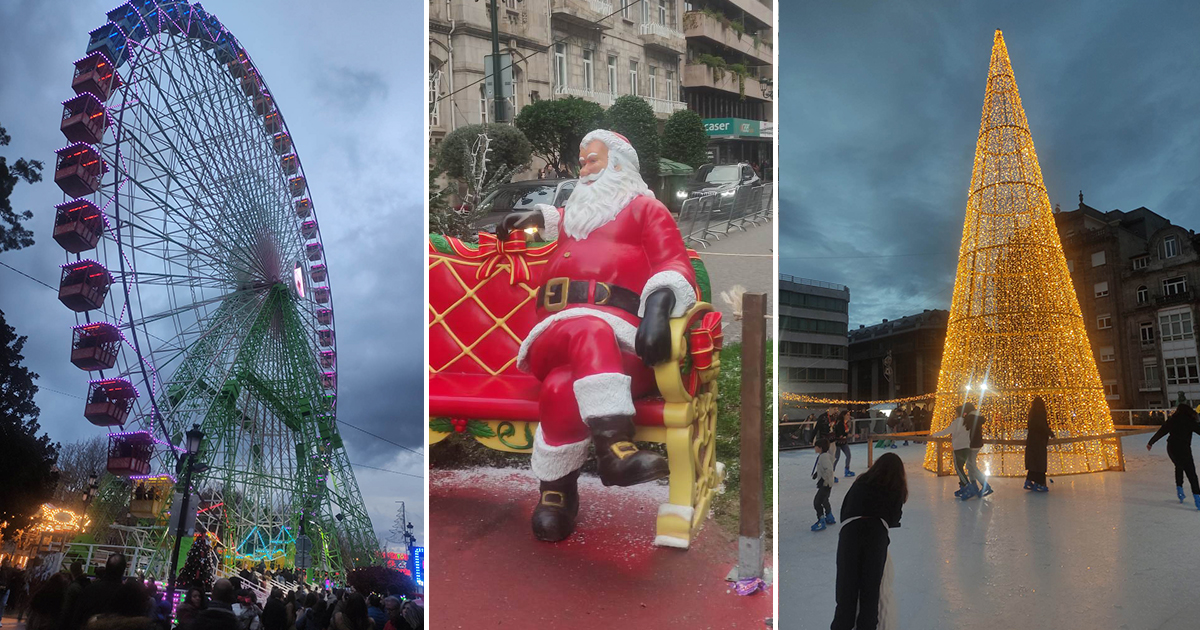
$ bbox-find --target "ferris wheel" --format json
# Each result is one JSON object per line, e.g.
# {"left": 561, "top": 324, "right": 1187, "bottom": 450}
{"left": 50, "top": 1, "right": 376, "bottom": 573}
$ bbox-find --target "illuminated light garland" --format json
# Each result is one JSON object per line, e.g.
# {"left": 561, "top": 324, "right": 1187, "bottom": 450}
{"left": 781, "top": 393, "right": 936, "bottom": 406}
{"left": 923, "top": 30, "right": 1119, "bottom": 477}
{"left": 31, "top": 504, "right": 91, "bottom": 533}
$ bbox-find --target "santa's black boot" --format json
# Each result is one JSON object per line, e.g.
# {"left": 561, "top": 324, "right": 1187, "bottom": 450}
{"left": 590, "top": 415, "right": 670, "bottom": 487}
{"left": 531, "top": 470, "right": 580, "bottom": 542}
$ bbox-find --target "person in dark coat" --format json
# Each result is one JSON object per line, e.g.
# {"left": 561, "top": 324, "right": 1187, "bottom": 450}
{"left": 261, "top": 588, "right": 287, "bottom": 630}
{"left": 832, "top": 410, "right": 856, "bottom": 478}
{"left": 1023, "top": 396, "right": 1055, "bottom": 492}
{"left": 831, "top": 452, "right": 906, "bottom": 630}
{"left": 1147, "top": 403, "right": 1200, "bottom": 509}
{"left": 66, "top": 554, "right": 128, "bottom": 630}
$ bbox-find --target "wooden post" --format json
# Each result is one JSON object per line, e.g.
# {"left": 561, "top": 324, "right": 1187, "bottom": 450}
{"left": 936, "top": 439, "right": 945, "bottom": 476}
{"left": 737, "top": 293, "right": 766, "bottom": 581}
{"left": 1113, "top": 434, "right": 1125, "bottom": 472}
{"left": 868, "top": 438, "right": 874, "bottom": 468}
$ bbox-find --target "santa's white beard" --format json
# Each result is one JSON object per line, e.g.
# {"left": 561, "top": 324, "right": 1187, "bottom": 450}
{"left": 562, "top": 164, "right": 652, "bottom": 240}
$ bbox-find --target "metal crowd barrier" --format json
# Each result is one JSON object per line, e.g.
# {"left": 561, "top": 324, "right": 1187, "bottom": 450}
{"left": 677, "top": 183, "right": 774, "bottom": 248}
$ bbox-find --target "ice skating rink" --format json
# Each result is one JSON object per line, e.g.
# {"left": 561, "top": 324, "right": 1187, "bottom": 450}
{"left": 780, "top": 433, "right": 1200, "bottom": 629}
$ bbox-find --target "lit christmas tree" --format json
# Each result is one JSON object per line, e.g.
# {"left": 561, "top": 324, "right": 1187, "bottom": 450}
{"left": 924, "top": 30, "right": 1120, "bottom": 476}
{"left": 177, "top": 534, "right": 216, "bottom": 594}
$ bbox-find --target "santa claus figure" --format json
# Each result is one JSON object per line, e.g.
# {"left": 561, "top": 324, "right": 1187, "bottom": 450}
{"left": 497, "top": 129, "right": 698, "bottom": 542}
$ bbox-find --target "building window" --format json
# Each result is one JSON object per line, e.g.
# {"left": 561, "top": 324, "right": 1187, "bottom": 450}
{"left": 629, "top": 60, "right": 639, "bottom": 96}
{"left": 1141, "top": 322, "right": 1156, "bottom": 344}
{"left": 1133, "top": 255, "right": 1150, "bottom": 270}
{"left": 665, "top": 68, "right": 676, "bottom": 101}
{"left": 429, "top": 64, "right": 442, "bottom": 127}
{"left": 554, "top": 43, "right": 567, "bottom": 91}
{"left": 607, "top": 55, "right": 618, "bottom": 95}
{"left": 1096, "top": 314, "right": 1112, "bottom": 330}
{"left": 648, "top": 66, "right": 657, "bottom": 99}
{"left": 582, "top": 49, "right": 594, "bottom": 92}
{"left": 1091, "top": 251, "right": 1106, "bottom": 267}
{"left": 1163, "top": 235, "right": 1179, "bottom": 259}
{"left": 1160, "top": 311, "right": 1194, "bottom": 342}
{"left": 1163, "top": 276, "right": 1187, "bottom": 296}
{"left": 620, "top": 0, "right": 631, "bottom": 19}
{"left": 1094, "top": 282, "right": 1108, "bottom": 298}
{"left": 479, "top": 84, "right": 489, "bottom": 123}
{"left": 1104, "top": 381, "right": 1119, "bottom": 399}
{"left": 780, "top": 316, "right": 849, "bottom": 336}
{"left": 1137, "top": 285, "right": 1149, "bottom": 304}
{"left": 1099, "top": 346, "right": 1115, "bottom": 362}
{"left": 1144, "top": 360, "right": 1160, "bottom": 384}
{"left": 658, "top": 0, "right": 668, "bottom": 24}
{"left": 1165, "top": 356, "right": 1200, "bottom": 385}
{"left": 1066, "top": 259, "right": 1075, "bottom": 273}
{"left": 642, "top": 0, "right": 650, "bottom": 23}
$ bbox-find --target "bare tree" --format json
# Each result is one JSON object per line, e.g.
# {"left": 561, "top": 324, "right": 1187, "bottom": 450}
{"left": 54, "top": 435, "right": 108, "bottom": 505}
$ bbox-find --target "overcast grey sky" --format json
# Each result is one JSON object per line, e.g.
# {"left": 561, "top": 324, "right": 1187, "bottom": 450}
{"left": 779, "top": 0, "right": 1200, "bottom": 329}
{"left": 0, "top": 0, "right": 424, "bottom": 546}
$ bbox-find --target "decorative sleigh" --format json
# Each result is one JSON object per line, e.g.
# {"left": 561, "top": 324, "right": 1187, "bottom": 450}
{"left": 428, "top": 232, "right": 725, "bottom": 549}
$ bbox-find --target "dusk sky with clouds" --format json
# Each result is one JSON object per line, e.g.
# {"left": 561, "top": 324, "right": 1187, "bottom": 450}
{"left": 779, "top": 0, "right": 1200, "bottom": 330}
{"left": 0, "top": 0, "right": 424, "bottom": 546}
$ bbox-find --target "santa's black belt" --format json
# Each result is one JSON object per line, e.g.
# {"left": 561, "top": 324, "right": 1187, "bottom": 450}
{"left": 537, "top": 278, "right": 640, "bottom": 316}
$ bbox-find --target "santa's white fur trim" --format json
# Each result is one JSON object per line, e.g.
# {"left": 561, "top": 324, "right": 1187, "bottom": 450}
{"left": 653, "top": 535, "right": 690, "bottom": 549}
{"left": 530, "top": 425, "right": 590, "bottom": 481}
{"left": 658, "top": 503, "right": 695, "bottom": 521}
{"left": 516, "top": 308, "right": 638, "bottom": 372}
{"left": 582, "top": 129, "right": 640, "bottom": 172}
{"left": 534, "top": 203, "right": 560, "bottom": 242}
{"left": 639, "top": 270, "right": 697, "bottom": 318}
{"left": 574, "top": 373, "right": 634, "bottom": 420}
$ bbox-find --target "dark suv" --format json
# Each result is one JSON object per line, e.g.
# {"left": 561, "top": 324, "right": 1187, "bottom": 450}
{"left": 472, "top": 178, "right": 577, "bottom": 233}
{"left": 682, "top": 163, "right": 761, "bottom": 202}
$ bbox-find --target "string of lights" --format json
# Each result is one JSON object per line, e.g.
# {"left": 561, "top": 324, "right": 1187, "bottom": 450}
{"left": 780, "top": 393, "right": 936, "bottom": 406}
{"left": 923, "top": 30, "right": 1118, "bottom": 477}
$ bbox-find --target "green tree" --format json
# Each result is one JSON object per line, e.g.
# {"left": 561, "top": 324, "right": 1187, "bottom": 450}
{"left": 0, "top": 123, "right": 44, "bottom": 252}
{"left": 434, "top": 123, "right": 531, "bottom": 190}
{"left": 514, "top": 97, "right": 604, "bottom": 176}
{"left": 601, "top": 96, "right": 660, "bottom": 179}
{"left": 661, "top": 109, "right": 709, "bottom": 169}
{"left": 0, "top": 309, "right": 60, "bottom": 538}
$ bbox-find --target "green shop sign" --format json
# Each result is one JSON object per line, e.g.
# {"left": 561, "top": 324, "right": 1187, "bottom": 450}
{"left": 703, "top": 118, "right": 761, "bottom": 138}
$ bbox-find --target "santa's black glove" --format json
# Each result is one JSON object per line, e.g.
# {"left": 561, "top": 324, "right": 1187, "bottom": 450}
{"left": 635, "top": 289, "right": 676, "bottom": 367}
{"left": 496, "top": 210, "right": 544, "bottom": 241}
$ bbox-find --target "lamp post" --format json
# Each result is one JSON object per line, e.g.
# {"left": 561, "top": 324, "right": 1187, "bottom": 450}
{"left": 166, "top": 424, "right": 204, "bottom": 602}
{"left": 82, "top": 473, "right": 99, "bottom": 504}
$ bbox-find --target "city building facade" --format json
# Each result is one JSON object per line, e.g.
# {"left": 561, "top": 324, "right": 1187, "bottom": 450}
{"left": 848, "top": 310, "right": 948, "bottom": 401}
{"left": 1055, "top": 195, "right": 1200, "bottom": 409}
{"left": 779, "top": 275, "right": 850, "bottom": 399}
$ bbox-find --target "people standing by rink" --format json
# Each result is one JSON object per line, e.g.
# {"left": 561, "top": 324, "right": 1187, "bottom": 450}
{"left": 1147, "top": 403, "right": 1200, "bottom": 509}
{"left": 830, "top": 452, "right": 906, "bottom": 630}
{"left": 1024, "top": 397, "right": 1054, "bottom": 492}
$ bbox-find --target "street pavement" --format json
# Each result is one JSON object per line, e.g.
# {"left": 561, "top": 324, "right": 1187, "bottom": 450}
{"left": 693, "top": 219, "right": 774, "bottom": 344}
{"left": 430, "top": 468, "right": 772, "bottom": 629}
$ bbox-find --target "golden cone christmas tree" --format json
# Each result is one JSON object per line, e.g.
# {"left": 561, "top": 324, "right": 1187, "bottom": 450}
{"left": 924, "top": 30, "right": 1120, "bottom": 476}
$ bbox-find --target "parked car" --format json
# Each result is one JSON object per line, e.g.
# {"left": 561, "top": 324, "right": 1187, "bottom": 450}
{"left": 681, "top": 162, "right": 761, "bottom": 203}
{"left": 472, "top": 178, "right": 577, "bottom": 234}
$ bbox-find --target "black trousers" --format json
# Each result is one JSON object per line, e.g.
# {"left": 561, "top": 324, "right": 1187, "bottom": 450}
{"left": 1025, "top": 469, "right": 1046, "bottom": 485}
{"left": 814, "top": 485, "right": 832, "bottom": 519}
{"left": 831, "top": 518, "right": 889, "bottom": 630}
{"left": 1167, "top": 443, "right": 1200, "bottom": 494}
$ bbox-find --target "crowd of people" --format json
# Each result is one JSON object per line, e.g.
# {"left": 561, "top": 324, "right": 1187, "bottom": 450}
{"left": 0, "top": 555, "right": 423, "bottom": 630}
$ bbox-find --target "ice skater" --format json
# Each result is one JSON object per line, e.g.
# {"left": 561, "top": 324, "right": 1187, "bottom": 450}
{"left": 812, "top": 438, "right": 836, "bottom": 531}
{"left": 830, "top": 452, "right": 906, "bottom": 630}
{"left": 963, "top": 403, "right": 992, "bottom": 497}
{"left": 1146, "top": 403, "right": 1200, "bottom": 509}
{"left": 1024, "top": 396, "right": 1054, "bottom": 492}
{"left": 833, "top": 410, "right": 856, "bottom": 478}
{"left": 928, "top": 405, "right": 975, "bottom": 498}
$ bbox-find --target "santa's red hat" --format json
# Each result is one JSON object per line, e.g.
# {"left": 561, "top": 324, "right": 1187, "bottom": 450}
{"left": 581, "top": 129, "right": 640, "bottom": 172}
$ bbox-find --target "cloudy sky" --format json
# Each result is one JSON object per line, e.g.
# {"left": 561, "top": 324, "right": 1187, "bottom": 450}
{"left": 0, "top": 1, "right": 424, "bottom": 546}
{"left": 779, "top": 0, "right": 1200, "bottom": 329}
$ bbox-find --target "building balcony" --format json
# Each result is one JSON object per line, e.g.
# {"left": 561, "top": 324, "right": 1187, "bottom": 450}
{"left": 553, "top": 85, "right": 615, "bottom": 108}
{"left": 645, "top": 95, "right": 687, "bottom": 117}
{"left": 683, "top": 63, "right": 771, "bottom": 101}
{"left": 682, "top": 11, "right": 772, "bottom": 65}
{"left": 551, "top": 0, "right": 614, "bottom": 30}
{"left": 1139, "top": 379, "right": 1162, "bottom": 392}
{"left": 725, "top": 0, "right": 773, "bottom": 28}
{"left": 1155, "top": 289, "right": 1194, "bottom": 307}
{"left": 639, "top": 22, "right": 686, "bottom": 55}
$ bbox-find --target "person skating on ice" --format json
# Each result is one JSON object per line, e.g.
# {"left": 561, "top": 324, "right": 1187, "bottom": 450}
{"left": 963, "top": 403, "right": 992, "bottom": 497}
{"left": 926, "top": 405, "right": 975, "bottom": 498}
{"left": 832, "top": 410, "right": 856, "bottom": 478}
{"left": 812, "top": 438, "right": 836, "bottom": 531}
{"left": 1024, "top": 396, "right": 1054, "bottom": 492}
{"left": 1146, "top": 402, "right": 1200, "bottom": 509}
{"left": 830, "top": 452, "right": 906, "bottom": 630}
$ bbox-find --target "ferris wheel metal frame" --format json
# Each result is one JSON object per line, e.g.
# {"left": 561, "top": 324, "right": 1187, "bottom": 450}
{"left": 50, "top": 0, "right": 378, "bottom": 576}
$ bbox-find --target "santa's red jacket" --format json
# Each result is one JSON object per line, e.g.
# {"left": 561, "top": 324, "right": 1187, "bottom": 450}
{"left": 516, "top": 194, "right": 698, "bottom": 370}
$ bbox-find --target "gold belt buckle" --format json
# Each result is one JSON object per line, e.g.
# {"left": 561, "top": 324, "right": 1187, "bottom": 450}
{"left": 541, "top": 490, "right": 566, "bottom": 508}
{"left": 543, "top": 277, "right": 569, "bottom": 312}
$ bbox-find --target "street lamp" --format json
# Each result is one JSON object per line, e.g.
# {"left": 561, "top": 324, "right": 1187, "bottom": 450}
{"left": 82, "top": 473, "right": 99, "bottom": 504}
{"left": 166, "top": 424, "right": 204, "bottom": 603}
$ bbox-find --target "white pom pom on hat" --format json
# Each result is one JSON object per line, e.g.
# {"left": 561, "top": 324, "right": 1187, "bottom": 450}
{"left": 580, "top": 129, "right": 640, "bottom": 172}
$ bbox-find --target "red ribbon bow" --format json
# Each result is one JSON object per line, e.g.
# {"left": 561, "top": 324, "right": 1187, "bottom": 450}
{"left": 686, "top": 312, "right": 724, "bottom": 394}
{"left": 475, "top": 231, "right": 531, "bottom": 285}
